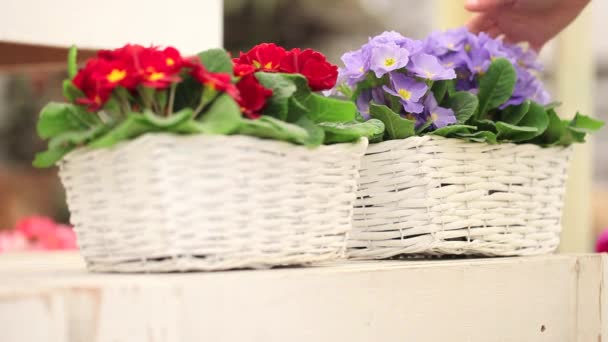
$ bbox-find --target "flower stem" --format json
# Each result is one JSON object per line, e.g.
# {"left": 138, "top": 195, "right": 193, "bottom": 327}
{"left": 193, "top": 87, "right": 219, "bottom": 118}
{"left": 168, "top": 84, "right": 177, "bottom": 116}
{"left": 138, "top": 87, "right": 152, "bottom": 110}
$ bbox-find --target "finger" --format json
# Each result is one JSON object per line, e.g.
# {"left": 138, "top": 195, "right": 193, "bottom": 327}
{"left": 485, "top": 27, "right": 502, "bottom": 39}
{"left": 466, "top": 14, "right": 496, "bottom": 33}
{"left": 464, "top": 0, "right": 516, "bottom": 12}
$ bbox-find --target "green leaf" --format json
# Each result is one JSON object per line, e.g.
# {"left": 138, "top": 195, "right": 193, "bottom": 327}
{"left": 415, "top": 118, "right": 433, "bottom": 135}
{"left": 495, "top": 122, "right": 538, "bottom": 142}
{"left": 173, "top": 75, "right": 202, "bottom": 111}
{"left": 337, "top": 83, "right": 354, "bottom": 98}
{"left": 471, "top": 119, "right": 497, "bottom": 132}
{"left": 141, "top": 108, "right": 194, "bottom": 128}
{"left": 48, "top": 124, "right": 110, "bottom": 150}
{"left": 88, "top": 115, "right": 154, "bottom": 148}
{"left": 369, "top": 103, "right": 415, "bottom": 140}
{"left": 531, "top": 109, "right": 562, "bottom": 145}
{"left": 256, "top": 73, "right": 356, "bottom": 123}
{"left": 500, "top": 100, "right": 531, "bottom": 125}
{"left": 67, "top": 45, "right": 78, "bottom": 79}
{"left": 544, "top": 101, "right": 562, "bottom": 111}
{"left": 33, "top": 146, "right": 75, "bottom": 168}
{"left": 295, "top": 116, "right": 325, "bottom": 146}
{"left": 198, "top": 48, "right": 233, "bottom": 74}
{"left": 569, "top": 112, "right": 604, "bottom": 133}
{"left": 196, "top": 93, "right": 242, "bottom": 134}
{"left": 496, "top": 101, "right": 549, "bottom": 142}
{"left": 431, "top": 124, "right": 477, "bottom": 137}
{"left": 62, "top": 80, "right": 83, "bottom": 102}
{"left": 302, "top": 93, "right": 357, "bottom": 123}
{"left": 476, "top": 58, "right": 517, "bottom": 118}
{"left": 255, "top": 72, "right": 298, "bottom": 121}
{"left": 443, "top": 91, "right": 478, "bottom": 124}
{"left": 236, "top": 116, "right": 312, "bottom": 145}
{"left": 319, "top": 119, "right": 385, "bottom": 144}
{"left": 455, "top": 131, "right": 498, "bottom": 144}
{"left": 517, "top": 102, "right": 549, "bottom": 131}
{"left": 288, "top": 97, "right": 309, "bottom": 119}
{"left": 432, "top": 80, "right": 449, "bottom": 104}
{"left": 446, "top": 79, "right": 457, "bottom": 97}
{"left": 37, "top": 102, "right": 93, "bottom": 139}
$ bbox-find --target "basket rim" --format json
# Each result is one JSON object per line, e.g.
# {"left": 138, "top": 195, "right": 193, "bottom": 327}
{"left": 366, "top": 134, "right": 571, "bottom": 153}
{"left": 60, "top": 133, "right": 369, "bottom": 164}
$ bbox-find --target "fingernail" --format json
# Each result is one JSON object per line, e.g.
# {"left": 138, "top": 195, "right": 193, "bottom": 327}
{"left": 466, "top": 0, "right": 480, "bottom": 7}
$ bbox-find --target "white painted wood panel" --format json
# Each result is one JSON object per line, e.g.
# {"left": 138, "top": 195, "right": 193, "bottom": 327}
{"left": 0, "top": 253, "right": 605, "bottom": 342}
{"left": 0, "top": 0, "right": 223, "bottom": 54}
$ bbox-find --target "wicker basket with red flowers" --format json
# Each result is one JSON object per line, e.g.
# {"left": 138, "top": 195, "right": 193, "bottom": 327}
{"left": 34, "top": 43, "right": 382, "bottom": 272}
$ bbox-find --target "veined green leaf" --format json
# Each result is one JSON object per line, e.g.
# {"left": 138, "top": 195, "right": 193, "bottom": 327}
{"left": 496, "top": 122, "right": 538, "bottom": 142}
{"left": 476, "top": 58, "right": 517, "bottom": 118}
{"left": 443, "top": 91, "right": 479, "bottom": 124}
{"left": 500, "top": 100, "right": 531, "bottom": 125}
{"left": 37, "top": 102, "right": 97, "bottom": 139}
{"left": 236, "top": 115, "right": 314, "bottom": 146}
{"left": 295, "top": 116, "right": 325, "bottom": 146}
{"left": 432, "top": 124, "right": 477, "bottom": 137}
{"left": 48, "top": 124, "right": 110, "bottom": 150}
{"left": 142, "top": 108, "right": 194, "bottom": 128}
{"left": 455, "top": 131, "right": 498, "bottom": 144}
{"left": 255, "top": 72, "right": 298, "bottom": 121}
{"left": 195, "top": 93, "right": 242, "bottom": 134}
{"left": 369, "top": 103, "right": 415, "bottom": 140}
{"left": 432, "top": 80, "right": 449, "bottom": 104}
{"left": 198, "top": 48, "right": 233, "bottom": 74}
{"left": 319, "top": 119, "right": 384, "bottom": 144}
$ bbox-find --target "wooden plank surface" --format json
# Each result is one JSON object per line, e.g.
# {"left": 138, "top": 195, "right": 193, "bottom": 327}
{"left": 0, "top": 252, "right": 605, "bottom": 342}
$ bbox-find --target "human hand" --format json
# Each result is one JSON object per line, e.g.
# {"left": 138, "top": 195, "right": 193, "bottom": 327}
{"left": 465, "top": 0, "right": 591, "bottom": 50}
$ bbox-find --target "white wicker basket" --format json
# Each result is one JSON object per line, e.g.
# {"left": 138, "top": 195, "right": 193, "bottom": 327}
{"left": 349, "top": 135, "right": 571, "bottom": 258}
{"left": 59, "top": 133, "right": 368, "bottom": 272}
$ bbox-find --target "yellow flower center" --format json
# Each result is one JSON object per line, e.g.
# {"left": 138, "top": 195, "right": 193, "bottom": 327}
{"left": 384, "top": 57, "right": 396, "bottom": 67}
{"left": 166, "top": 58, "right": 175, "bottom": 66}
{"left": 107, "top": 69, "right": 126, "bottom": 83}
{"left": 464, "top": 44, "right": 472, "bottom": 52}
{"left": 358, "top": 66, "right": 365, "bottom": 73}
{"left": 264, "top": 62, "right": 274, "bottom": 69}
{"left": 398, "top": 88, "right": 412, "bottom": 100}
{"left": 447, "top": 43, "right": 455, "bottom": 49}
{"left": 148, "top": 72, "right": 165, "bottom": 81}
{"left": 431, "top": 112, "right": 439, "bottom": 122}
{"left": 252, "top": 60, "right": 262, "bottom": 68}
{"left": 425, "top": 71, "right": 435, "bottom": 78}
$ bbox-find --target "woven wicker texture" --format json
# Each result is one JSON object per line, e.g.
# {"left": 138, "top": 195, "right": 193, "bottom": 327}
{"left": 350, "top": 135, "right": 571, "bottom": 258}
{"left": 59, "top": 133, "right": 368, "bottom": 272}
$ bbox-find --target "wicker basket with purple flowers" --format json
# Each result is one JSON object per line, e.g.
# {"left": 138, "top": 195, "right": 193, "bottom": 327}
{"left": 334, "top": 29, "right": 603, "bottom": 258}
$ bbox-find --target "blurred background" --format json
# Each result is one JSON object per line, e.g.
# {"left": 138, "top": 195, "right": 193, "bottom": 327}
{"left": 0, "top": 0, "right": 606, "bottom": 251}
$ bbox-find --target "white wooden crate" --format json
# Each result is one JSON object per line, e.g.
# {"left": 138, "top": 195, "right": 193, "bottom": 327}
{"left": 0, "top": 252, "right": 606, "bottom": 342}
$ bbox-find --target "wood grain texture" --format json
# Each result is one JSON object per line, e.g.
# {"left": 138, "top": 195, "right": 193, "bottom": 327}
{"left": 0, "top": 253, "right": 605, "bottom": 342}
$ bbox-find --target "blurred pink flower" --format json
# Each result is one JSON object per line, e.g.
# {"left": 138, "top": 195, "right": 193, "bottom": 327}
{"left": 15, "top": 216, "right": 58, "bottom": 240}
{"left": 38, "top": 225, "right": 78, "bottom": 250}
{"left": 0, "top": 216, "right": 77, "bottom": 253}
{"left": 596, "top": 229, "right": 608, "bottom": 253}
{"left": 0, "top": 230, "right": 29, "bottom": 253}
